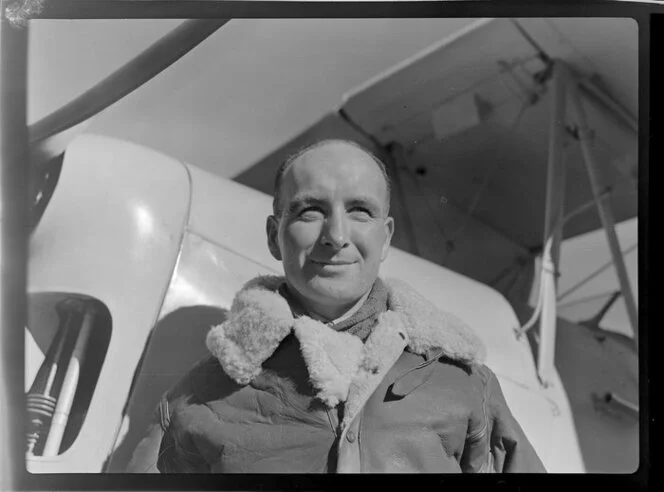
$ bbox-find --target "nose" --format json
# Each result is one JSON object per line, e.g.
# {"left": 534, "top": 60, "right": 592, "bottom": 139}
{"left": 321, "top": 211, "right": 350, "bottom": 249}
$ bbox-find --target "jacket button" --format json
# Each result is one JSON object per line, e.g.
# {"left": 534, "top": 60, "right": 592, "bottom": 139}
{"left": 346, "top": 430, "right": 356, "bottom": 443}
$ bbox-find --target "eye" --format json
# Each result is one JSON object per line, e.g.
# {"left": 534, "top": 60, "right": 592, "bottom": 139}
{"left": 299, "top": 207, "right": 324, "bottom": 220}
{"left": 348, "top": 206, "right": 373, "bottom": 219}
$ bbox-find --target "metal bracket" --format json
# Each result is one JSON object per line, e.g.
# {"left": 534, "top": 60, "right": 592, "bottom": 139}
{"left": 592, "top": 392, "right": 638, "bottom": 419}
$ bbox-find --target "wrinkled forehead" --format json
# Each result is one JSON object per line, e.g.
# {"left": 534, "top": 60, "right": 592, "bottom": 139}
{"left": 281, "top": 142, "right": 389, "bottom": 204}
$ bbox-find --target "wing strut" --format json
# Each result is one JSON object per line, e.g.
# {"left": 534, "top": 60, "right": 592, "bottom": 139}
{"left": 536, "top": 60, "right": 569, "bottom": 387}
{"left": 568, "top": 79, "right": 639, "bottom": 349}
{"left": 518, "top": 60, "right": 639, "bottom": 387}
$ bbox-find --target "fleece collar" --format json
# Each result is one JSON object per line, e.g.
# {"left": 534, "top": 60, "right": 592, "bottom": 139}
{"left": 206, "top": 275, "right": 486, "bottom": 411}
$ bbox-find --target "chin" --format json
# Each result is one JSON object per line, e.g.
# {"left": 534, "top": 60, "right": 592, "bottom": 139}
{"left": 307, "top": 278, "right": 367, "bottom": 305}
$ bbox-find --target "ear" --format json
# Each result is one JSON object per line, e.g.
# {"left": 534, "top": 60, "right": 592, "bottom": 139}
{"left": 266, "top": 215, "right": 282, "bottom": 261}
{"left": 381, "top": 216, "right": 395, "bottom": 262}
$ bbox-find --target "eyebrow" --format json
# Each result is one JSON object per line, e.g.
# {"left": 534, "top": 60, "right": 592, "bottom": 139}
{"left": 348, "top": 196, "right": 382, "bottom": 210}
{"left": 285, "top": 195, "right": 326, "bottom": 215}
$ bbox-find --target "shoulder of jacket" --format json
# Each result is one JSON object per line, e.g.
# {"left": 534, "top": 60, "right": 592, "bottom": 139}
{"left": 430, "top": 350, "right": 481, "bottom": 375}
{"left": 432, "top": 356, "right": 497, "bottom": 394}
{"left": 158, "top": 355, "right": 236, "bottom": 434}
{"left": 163, "top": 355, "right": 235, "bottom": 410}
{"left": 405, "top": 349, "right": 487, "bottom": 393}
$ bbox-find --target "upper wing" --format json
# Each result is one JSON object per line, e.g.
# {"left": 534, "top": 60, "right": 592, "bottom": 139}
{"left": 237, "top": 18, "right": 638, "bottom": 253}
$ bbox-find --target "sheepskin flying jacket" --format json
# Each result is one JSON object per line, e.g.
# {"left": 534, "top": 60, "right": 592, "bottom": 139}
{"left": 128, "top": 275, "right": 546, "bottom": 473}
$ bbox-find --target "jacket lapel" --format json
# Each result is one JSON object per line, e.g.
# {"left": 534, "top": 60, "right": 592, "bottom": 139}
{"left": 341, "top": 311, "right": 409, "bottom": 428}
{"left": 206, "top": 275, "right": 486, "bottom": 409}
{"left": 293, "top": 316, "right": 365, "bottom": 408}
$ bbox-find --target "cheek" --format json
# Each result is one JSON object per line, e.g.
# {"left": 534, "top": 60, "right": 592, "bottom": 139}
{"left": 281, "top": 222, "right": 320, "bottom": 256}
{"left": 353, "top": 227, "right": 387, "bottom": 260}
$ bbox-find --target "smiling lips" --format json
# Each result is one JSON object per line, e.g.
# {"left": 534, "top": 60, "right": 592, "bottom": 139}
{"left": 311, "top": 259, "right": 356, "bottom": 267}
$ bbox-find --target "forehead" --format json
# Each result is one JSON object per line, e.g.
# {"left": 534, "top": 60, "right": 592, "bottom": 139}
{"left": 281, "top": 143, "right": 388, "bottom": 202}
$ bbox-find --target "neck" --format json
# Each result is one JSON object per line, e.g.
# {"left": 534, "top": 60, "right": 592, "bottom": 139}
{"left": 285, "top": 284, "right": 372, "bottom": 323}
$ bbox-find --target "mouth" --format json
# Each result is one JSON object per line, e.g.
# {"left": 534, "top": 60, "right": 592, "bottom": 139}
{"left": 311, "top": 260, "right": 356, "bottom": 267}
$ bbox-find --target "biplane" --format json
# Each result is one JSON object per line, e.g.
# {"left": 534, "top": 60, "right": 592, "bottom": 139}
{"left": 0, "top": 8, "right": 641, "bottom": 476}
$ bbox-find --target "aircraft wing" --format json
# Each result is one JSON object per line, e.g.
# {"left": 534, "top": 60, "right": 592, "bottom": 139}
{"left": 236, "top": 18, "right": 638, "bottom": 252}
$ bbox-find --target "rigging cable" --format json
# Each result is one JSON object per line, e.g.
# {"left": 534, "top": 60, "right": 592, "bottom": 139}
{"left": 557, "top": 241, "right": 638, "bottom": 302}
{"left": 558, "top": 290, "right": 622, "bottom": 310}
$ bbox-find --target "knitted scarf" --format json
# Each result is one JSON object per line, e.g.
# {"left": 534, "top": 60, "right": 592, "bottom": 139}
{"left": 278, "top": 279, "right": 389, "bottom": 342}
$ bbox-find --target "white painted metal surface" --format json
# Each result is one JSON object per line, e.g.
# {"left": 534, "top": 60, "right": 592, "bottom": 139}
{"left": 27, "top": 135, "right": 190, "bottom": 472}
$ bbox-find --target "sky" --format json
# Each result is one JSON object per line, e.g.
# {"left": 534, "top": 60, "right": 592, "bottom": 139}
{"left": 23, "top": 18, "right": 639, "bottom": 336}
{"left": 28, "top": 18, "right": 477, "bottom": 176}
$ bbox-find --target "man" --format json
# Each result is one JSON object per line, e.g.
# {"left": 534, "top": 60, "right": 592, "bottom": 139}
{"left": 130, "top": 139, "right": 545, "bottom": 473}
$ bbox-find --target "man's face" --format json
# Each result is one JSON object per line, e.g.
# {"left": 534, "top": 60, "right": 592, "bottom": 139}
{"left": 267, "top": 142, "right": 394, "bottom": 318}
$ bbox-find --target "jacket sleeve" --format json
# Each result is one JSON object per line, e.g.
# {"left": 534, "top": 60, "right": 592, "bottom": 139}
{"left": 485, "top": 368, "right": 546, "bottom": 472}
{"left": 461, "top": 366, "right": 547, "bottom": 473}
{"left": 126, "top": 394, "right": 210, "bottom": 473}
{"left": 125, "top": 398, "right": 167, "bottom": 473}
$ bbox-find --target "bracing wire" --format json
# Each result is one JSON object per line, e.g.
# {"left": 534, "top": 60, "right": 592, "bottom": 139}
{"left": 557, "top": 241, "right": 638, "bottom": 302}
{"left": 558, "top": 290, "right": 621, "bottom": 310}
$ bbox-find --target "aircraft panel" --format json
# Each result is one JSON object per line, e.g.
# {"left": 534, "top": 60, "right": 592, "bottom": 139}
{"left": 497, "top": 375, "right": 584, "bottom": 473}
{"left": 186, "top": 162, "right": 285, "bottom": 274}
{"left": 26, "top": 135, "right": 191, "bottom": 472}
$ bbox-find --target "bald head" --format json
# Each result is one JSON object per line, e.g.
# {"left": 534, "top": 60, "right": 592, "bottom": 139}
{"left": 272, "top": 139, "right": 391, "bottom": 217}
